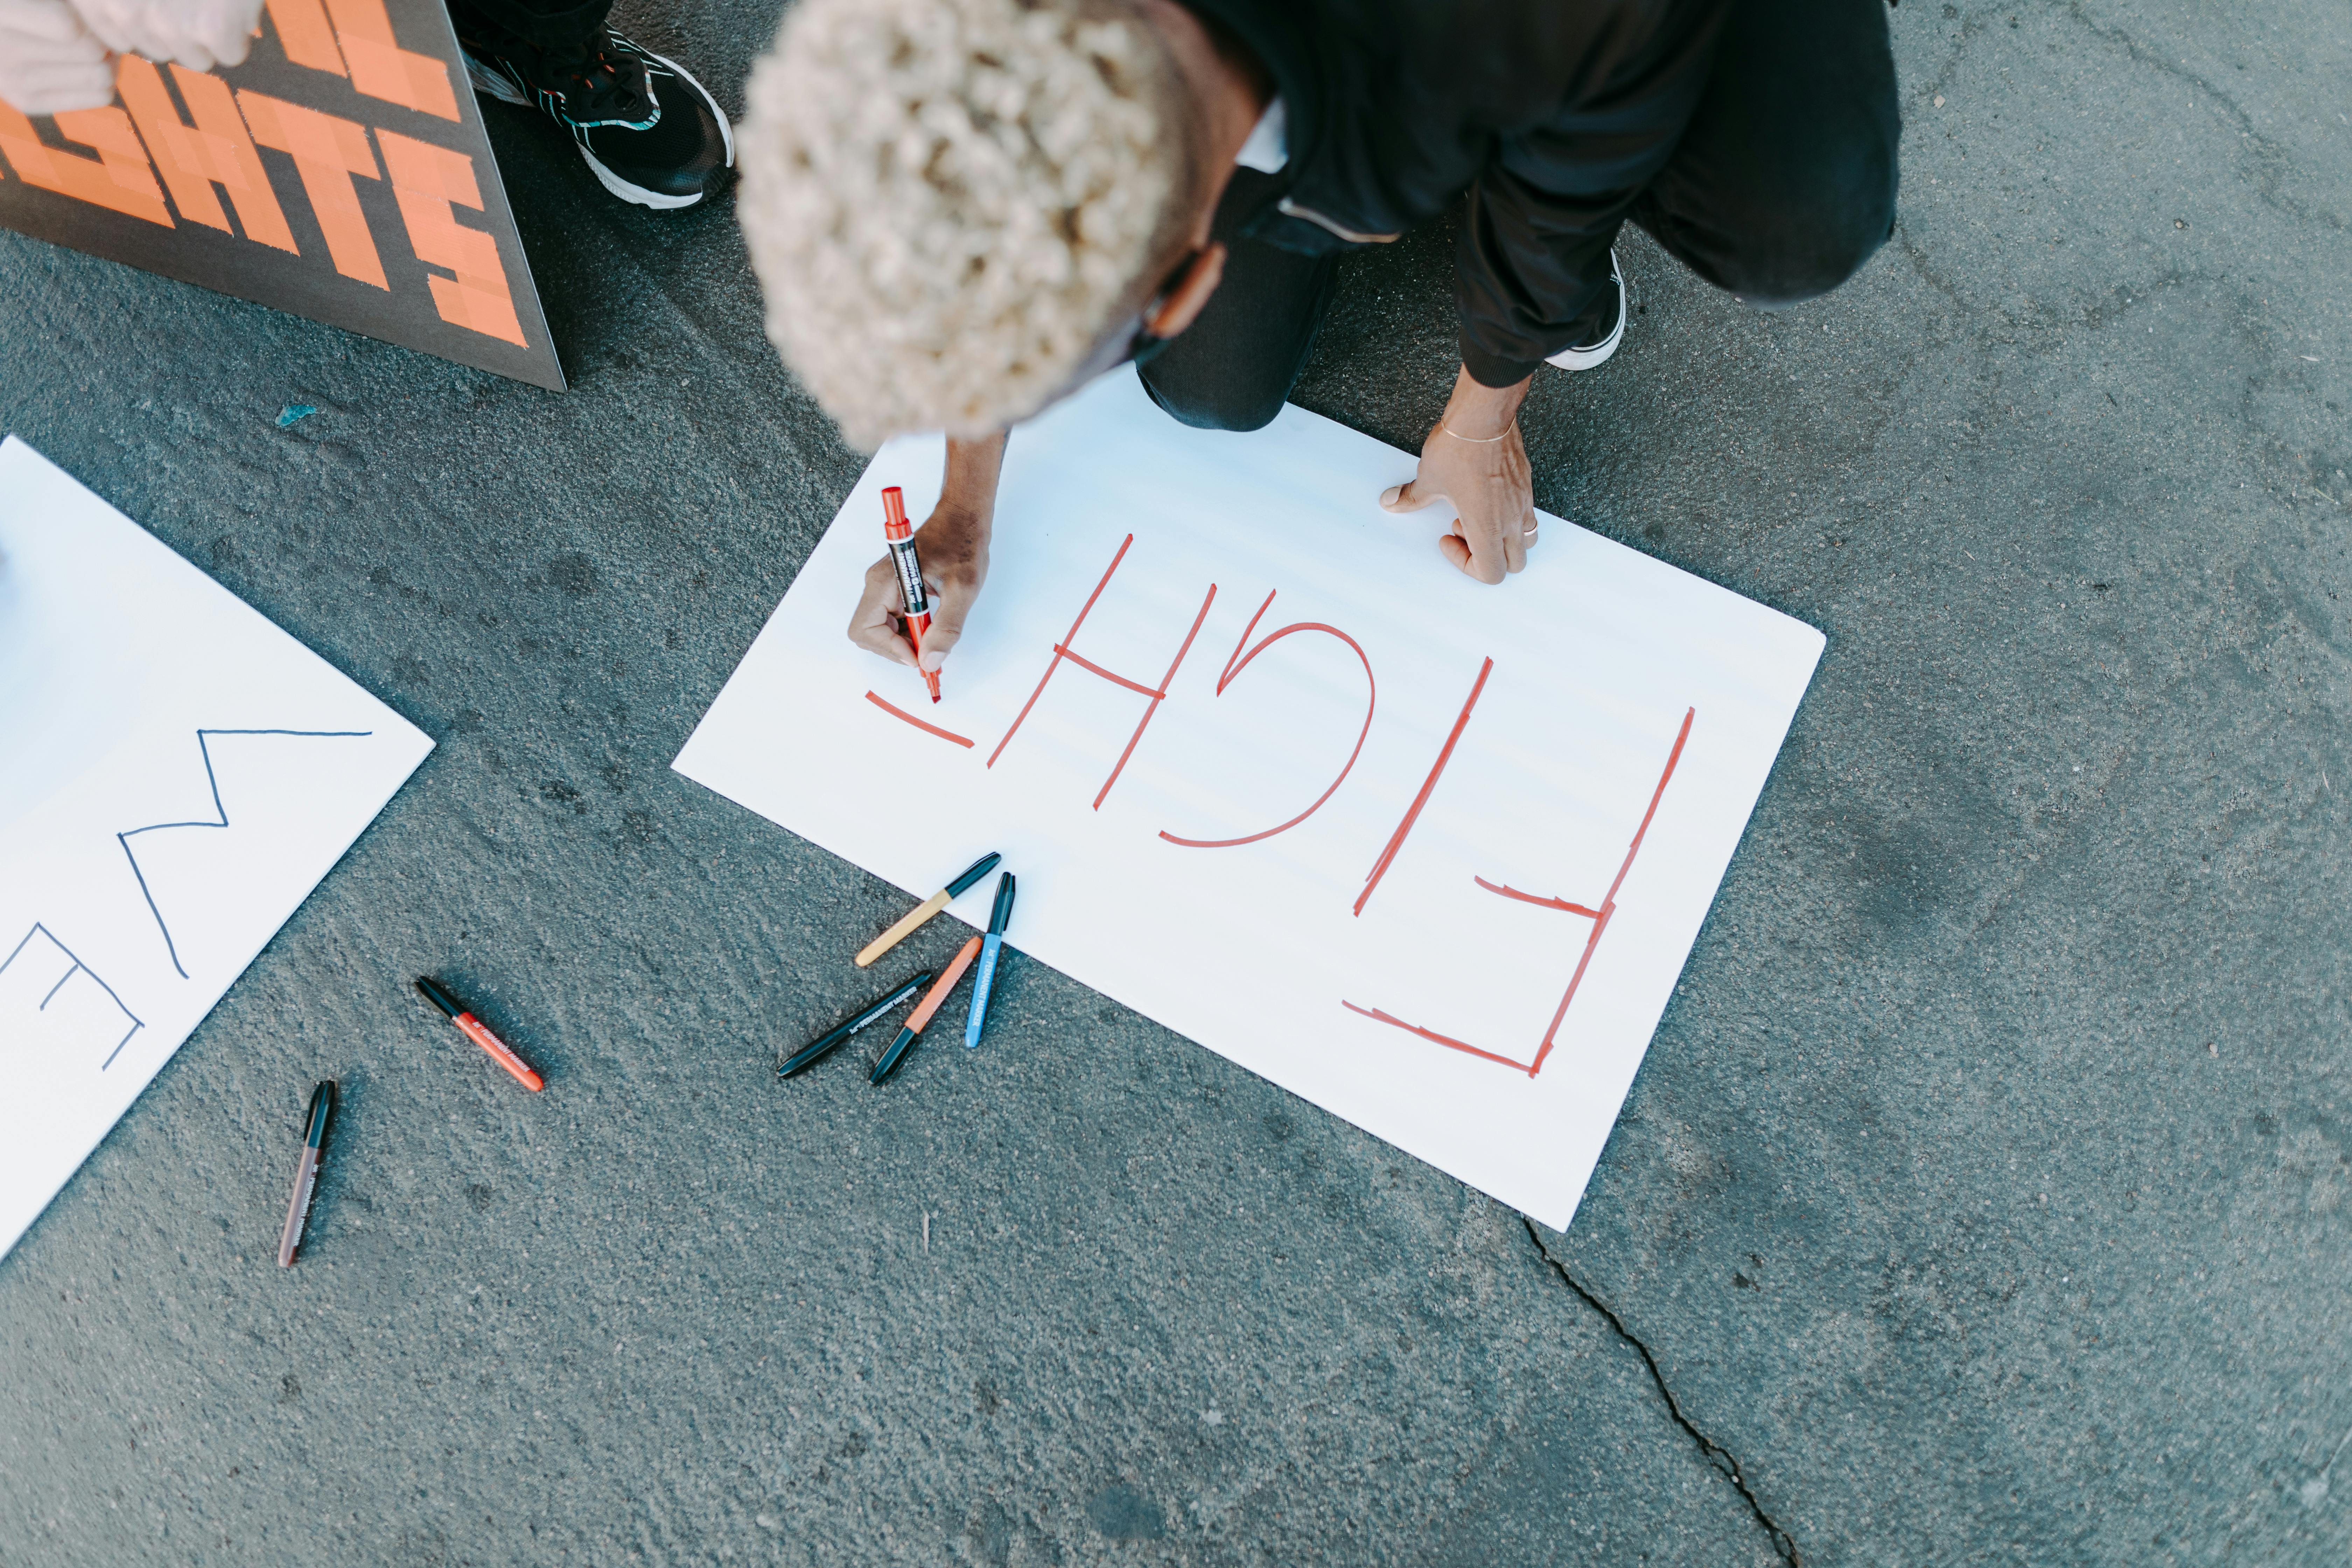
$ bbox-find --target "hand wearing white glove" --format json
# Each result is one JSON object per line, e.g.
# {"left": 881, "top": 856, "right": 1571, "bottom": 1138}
{"left": 70, "top": 0, "right": 262, "bottom": 74}
{"left": 0, "top": 0, "right": 116, "bottom": 116}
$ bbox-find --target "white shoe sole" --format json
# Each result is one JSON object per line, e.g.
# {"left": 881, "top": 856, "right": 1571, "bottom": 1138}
{"left": 1546, "top": 247, "right": 1627, "bottom": 371}
{"left": 464, "top": 44, "right": 735, "bottom": 212}
{"left": 578, "top": 148, "right": 702, "bottom": 209}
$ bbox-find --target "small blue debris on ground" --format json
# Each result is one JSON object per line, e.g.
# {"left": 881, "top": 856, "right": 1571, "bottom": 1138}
{"left": 276, "top": 404, "right": 318, "bottom": 429}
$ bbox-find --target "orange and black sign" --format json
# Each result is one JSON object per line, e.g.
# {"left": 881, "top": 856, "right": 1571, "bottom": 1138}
{"left": 0, "top": 0, "right": 562, "bottom": 390}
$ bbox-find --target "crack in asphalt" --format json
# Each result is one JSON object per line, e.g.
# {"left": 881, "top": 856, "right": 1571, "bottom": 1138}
{"left": 2059, "top": 0, "right": 2345, "bottom": 235}
{"left": 1521, "top": 1218, "right": 1801, "bottom": 1567}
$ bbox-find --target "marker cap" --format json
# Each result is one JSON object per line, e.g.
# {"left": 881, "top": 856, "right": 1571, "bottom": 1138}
{"left": 945, "top": 851, "right": 1002, "bottom": 899}
{"left": 303, "top": 1081, "right": 335, "bottom": 1149}
{"left": 415, "top": 976, "right": 461, "bottom": 1019}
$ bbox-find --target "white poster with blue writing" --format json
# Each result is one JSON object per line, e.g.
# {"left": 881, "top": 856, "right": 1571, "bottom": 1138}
{"left": 0, "top": 437, "right": 432, "bottom": 1259}
{"left": 674, "top": 370, "right": 1822, "bottom": 1230}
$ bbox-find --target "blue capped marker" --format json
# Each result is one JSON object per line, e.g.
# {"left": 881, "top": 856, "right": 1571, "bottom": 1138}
{"left": 963, "top": 873, "right": 1016, "bottom": 1049}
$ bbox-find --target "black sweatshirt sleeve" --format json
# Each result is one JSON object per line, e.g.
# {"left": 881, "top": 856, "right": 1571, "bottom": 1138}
{"left": 1452, "top": 0, "right": 1729, "bottom": 385}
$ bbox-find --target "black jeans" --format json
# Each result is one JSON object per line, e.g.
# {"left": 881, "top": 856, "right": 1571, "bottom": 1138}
{"left": 447, "top": 0, "right": 612, "bottom": 50}
{"left": 1143, "top": 0, "right": 1901, "bottom": 433}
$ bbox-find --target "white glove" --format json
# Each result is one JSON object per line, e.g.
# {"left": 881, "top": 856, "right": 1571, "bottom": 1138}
{"left": 0, "top": 0, "right": 115, "bottom": 115}
{"left": 69, "top": 0, "right": 262, "bottom": 74}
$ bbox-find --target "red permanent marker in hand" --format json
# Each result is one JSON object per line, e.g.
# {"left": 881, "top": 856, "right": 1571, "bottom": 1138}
{"left": 881, "top": 486, "right": 943, "bottom": 704}
{"left": 415, "top": 976, "right": 544, "bottom": 1091}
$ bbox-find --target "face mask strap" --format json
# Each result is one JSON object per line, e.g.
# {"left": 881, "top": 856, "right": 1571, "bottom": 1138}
{"left": 1035, "top": 248, "right": 1208, "bottom": 409}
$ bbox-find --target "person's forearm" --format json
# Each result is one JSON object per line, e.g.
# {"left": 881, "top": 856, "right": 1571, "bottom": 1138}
{"left": 1440, "top": 366, "right": 1532, "bottom": 438}
{"left": 938, "top": 431, "right": 1009, "bottom": 531}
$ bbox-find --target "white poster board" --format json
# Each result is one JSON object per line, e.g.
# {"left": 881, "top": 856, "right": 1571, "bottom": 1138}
{"left": 676, "top": 371, "right": 1821, "bottom": 1228}
{"left": 0, "top": 437, "right": 432, "bottom": 1259}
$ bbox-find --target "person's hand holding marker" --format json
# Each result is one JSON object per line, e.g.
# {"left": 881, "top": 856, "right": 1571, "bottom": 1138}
{"left": 847, "top": 431, "right": 1004, "bottom": 683}
{"left": 1379, "top": 366, "right": 1539, "bottom": 584}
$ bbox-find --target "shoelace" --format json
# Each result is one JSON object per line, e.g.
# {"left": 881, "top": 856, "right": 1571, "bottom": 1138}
{"left": 532, "top": 38, "right": 650, "bottom": 120}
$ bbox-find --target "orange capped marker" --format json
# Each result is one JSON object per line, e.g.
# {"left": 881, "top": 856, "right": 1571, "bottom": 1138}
{"left": 868, "top": 936, "right": 982, "bottom": 1084}
{"left": 415, "top": 976, "right": 544, "bottom": 1091}
{"left": 881, "top": 486, "right": 943, "bottom": 704}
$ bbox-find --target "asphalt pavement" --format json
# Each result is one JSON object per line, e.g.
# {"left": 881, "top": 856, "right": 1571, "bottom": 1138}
{"left": 1, "top": 0, "right": 2347, "bottom": 1563}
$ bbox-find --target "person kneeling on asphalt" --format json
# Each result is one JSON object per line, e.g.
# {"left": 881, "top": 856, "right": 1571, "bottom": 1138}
{"left": 735, "top": 0, "right": 1900, "bottom": 678}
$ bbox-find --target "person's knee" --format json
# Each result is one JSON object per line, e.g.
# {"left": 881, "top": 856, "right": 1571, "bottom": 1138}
{"left": 1730, "top": 130, "right": 1900, "bottom": 308}
{"left": 1139, "top": 362, "right": 1287, "bottom": 433}
{"left": 1761, "top": 186, "right": 1895, "bottom": 306}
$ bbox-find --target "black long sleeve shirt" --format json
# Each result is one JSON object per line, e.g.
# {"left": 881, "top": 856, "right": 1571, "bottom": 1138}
{"left": 1190, "top": 0, "right": 1730, "bottom": 385}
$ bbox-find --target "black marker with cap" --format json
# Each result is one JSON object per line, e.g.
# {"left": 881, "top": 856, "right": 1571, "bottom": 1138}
{"left": 782, "top": 970, "right": 935, "bottom": 1078}
{"left": 276, "top": 1080, "right": 335, "bottom": 1268}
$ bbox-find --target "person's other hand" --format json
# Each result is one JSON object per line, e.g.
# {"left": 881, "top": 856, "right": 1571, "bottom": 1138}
{"left": 847, "top": 501, "right": 990, "bottom": 675}
{"left": 0, "top": 0, "right": 115, "bottom": 116}
{"left": 70, "top": 0, "right": 261, "bottom": 73}
{"left": 1379, "top": 366, "right": 1538, "bottom": 584}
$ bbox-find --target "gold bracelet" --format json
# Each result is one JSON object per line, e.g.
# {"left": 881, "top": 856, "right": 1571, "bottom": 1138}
{"left": 1439, "top": 422, "right": 1511, "bottom": 443}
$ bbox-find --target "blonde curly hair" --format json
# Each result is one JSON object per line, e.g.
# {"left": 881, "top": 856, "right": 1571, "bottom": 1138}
{"left": 738, "top": 0, "right": 1190, "bottom": 448}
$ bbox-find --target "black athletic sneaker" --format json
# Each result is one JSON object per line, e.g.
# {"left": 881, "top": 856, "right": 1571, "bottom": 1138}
{"left": 460, "top": 29, "right": 734, "bottom": 210}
